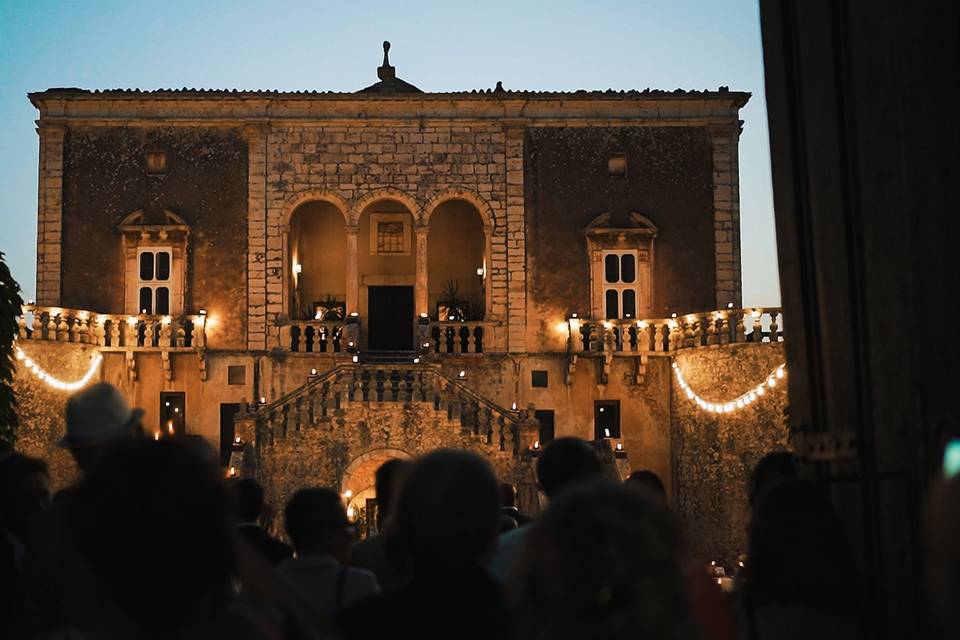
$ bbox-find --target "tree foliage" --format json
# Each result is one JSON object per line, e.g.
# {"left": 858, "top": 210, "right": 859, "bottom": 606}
{"left": 0, "top": 251, "right": 23, "bottom": 450}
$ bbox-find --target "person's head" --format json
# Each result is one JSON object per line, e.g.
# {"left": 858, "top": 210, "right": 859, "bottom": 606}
{"left": 748, "top": 451, "right": 798, "bottom": 508}
{"left": 625, "top": 469, "right": 666, "bottom": 503}
{"left": 0, "top": 452, "right": 51, "bottom": 536}
{"left": 71, "top": 438, "right": 234, "bottom": 631}
{"left": 393, "top": 449, "right": 500, "bottom": 572}
{"left": 510, "top": 481, "right": 694, "bottom": 640}
{"left": 228, "top": 477, "right": 265, "bottom": 524}
{"left": 62, "top": 382, "right": 144, "bottom": 473}
{"left": 500, "top": 482, "right": 518, "bottom": 509}
{"left": 745, "top": 479, "right": 857, "bottom": 613}
{"left": 285, "top": 488, "right": 354, "bottom": 562}
{"left": 374, "top": 458, "right": 411, "bottom": 528}
{"left": 536, "top": 437, "right": 604, "bottom": 499}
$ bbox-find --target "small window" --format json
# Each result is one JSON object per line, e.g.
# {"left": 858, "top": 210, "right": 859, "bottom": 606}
{"left": 605, "top": 290, "right": 619, "bottom": 319}
{"left": 139, "top": 287, "right": 153, "bottom": 314}
{"left": 376, "top": 221, "right": 405, "bottom": 254}
{"left": 602, "top": 250, "right": 640, "bottom": 319}
{"left": 156, "top": 252, "right": 170, "bottom": 280}
{"left": 608, "top": 152, "right": 627, "bottom": 177}
{"left": 531, "top": 370, "right": 548, "bottom": 388}
{"left": 146, "top": 150, "right": 167, "bottom": 175}
{"left": 604, "top": 254, "right": 619, "bottom": 283}
{"left": 227, "top": 365, "right": 246, "bottom": 385}
{"left": 139, "top": 252, "right": 154, "bottom": 280}
{"left": 620, "top": 254, "right": 636, "bottom": 283}
{"left": 594, "top": 400, "right": 621, "bottom": 439}
{"left": 155, "top": 287, "right": 170, "bottom": 315}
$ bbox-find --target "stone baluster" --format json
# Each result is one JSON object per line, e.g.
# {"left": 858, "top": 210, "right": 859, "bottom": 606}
{"left": 32, "top": 312, "right": 43, "bottom": 340}
{"left": 706, "top": 314, "right": 718, "bottom": 346}
{"left": 68, "top": 316, "right": 80, "bottom": 343}
{"left": 637, "top": 322, "right": 650, "bottom": 352}
{"left": 17, "top": 313, "right": 28, "bottom": 339}
{"left": 498, "top": 415, "right": 507, "bottom": 451}
{"left": 160, "top": 320, "right": 173, "bottom": 347}
{"left": 668, "top": 321, "right": 682, "bottom": 351}
{"left": 53, "top": 314, "right": 65, "bottom": 341}
{"left": 174, "top": 320, "right": 185, "bottom": 347}
{"left": 389, "top": 369, "right": 400, "bottom": 401}
{"left": 79, "top": 317, "right": 90, "bottom": 344}
{"left": 652, "top": 322, "right": 664, "bottom": 352}
{"left": 467, "top": 327, "right": 477, "bottom": 353}
{"left": 144, "top": 319, "right": 154, "bottom": 348}
{"left": 751, "top": 311, "right": 763, "bottom": 342}
{"left": 195, "top": 318, "right": 206, "bottom": 349}
{"left": 718, "top": 313, "right": 730, "bottom": 345}
{"left": 770, "top": 312, "right": 781, "bottom": 342}
{"left": 453, "top": 328, "right": 463, "bottom": 355}
{"left": 480, "top": 407, "right": 493, "bottom": 445}
{"left": 110, "top": 319, "right": 120, "bottom": 347}
{"left": 682, "top": 317, "right": 695, "bottom": 348}
{"left": 735, "top": 312, "right": 746, "bottom": 343}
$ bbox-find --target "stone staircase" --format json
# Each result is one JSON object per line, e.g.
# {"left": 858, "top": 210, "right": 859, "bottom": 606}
{"left": 234, "top": 363, "right": 540, "bottom": 511}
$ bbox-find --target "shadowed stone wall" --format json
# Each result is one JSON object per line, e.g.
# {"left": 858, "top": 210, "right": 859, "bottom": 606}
{"left": 670, "top": 342, "right": 789, "bottom": 567}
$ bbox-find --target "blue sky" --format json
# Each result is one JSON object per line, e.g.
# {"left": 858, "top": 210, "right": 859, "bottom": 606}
{"left": 0, "top": 0, "right": 780, "bottom": 306}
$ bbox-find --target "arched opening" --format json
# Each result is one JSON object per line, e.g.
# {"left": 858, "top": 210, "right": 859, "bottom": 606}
{"left": 358, "top": 199, "right": 417, "bottom": 350}
{"left": 427, "top": 199, "right": 486, "bottom": 321}
{"left": 341, "top": 448, "right": 412, "bottom": 535}
{"left": 288, "top": 201, "right": 347, "bottom": 320}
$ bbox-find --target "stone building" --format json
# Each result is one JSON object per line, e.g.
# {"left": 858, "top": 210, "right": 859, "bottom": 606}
{"left": 17, "top": 44, "right": 787, "bottom": 561}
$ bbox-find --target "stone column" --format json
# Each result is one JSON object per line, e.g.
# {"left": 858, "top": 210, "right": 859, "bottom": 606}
{"left": 414, "top": 226, "right": 429, "bottom": 317}
{"left": 245, "top": 125, "right": 268, "bottom": 351}
{"left": 710, "top": 123, "right": 743, "bottom": 309}
{"left": 345, "top": 225, "right": 359, "bottom": 314}
{"left": 36, "top": 124, "right": 66, "bottom": 306}
{"left": 505, "top": 127, "right": 527, "bottom": 353}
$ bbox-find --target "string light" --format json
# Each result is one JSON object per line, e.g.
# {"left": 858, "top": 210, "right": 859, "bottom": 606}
{"left": 14, "top": 344, "right": 102, "bottom": 392}
{"left": 672, "top": 361, "right": 786, "bottom": 414}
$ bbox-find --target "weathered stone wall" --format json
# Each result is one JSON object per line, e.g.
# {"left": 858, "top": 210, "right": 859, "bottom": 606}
{"left": 12, "top": 341, "right": 99, "bottom": 490}
{"left": 60, "top": 126, "right": 249, "bottom": 349}
{"left": 670, "top": 343, "right": 789, "bottom": 566}
{"left": 255, "top": 400, "right": 536, "bottom": 521}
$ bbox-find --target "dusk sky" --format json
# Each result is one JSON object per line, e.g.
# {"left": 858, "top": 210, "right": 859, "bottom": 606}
{"left": 0, "top": 0, "right": 780, "bottom": 307}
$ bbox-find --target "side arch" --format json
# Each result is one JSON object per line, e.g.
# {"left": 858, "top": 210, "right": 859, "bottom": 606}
{"left": 348, "top": 188, "right": 421, "bottom": 226}
{"left": 421, "top": 187, "right": 497, "bottom": 228}
{"left": 279, "top": 190, "right": 350, "bottom": 229}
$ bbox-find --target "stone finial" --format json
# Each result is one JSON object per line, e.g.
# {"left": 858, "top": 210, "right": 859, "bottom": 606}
{"left": 378, "top": 40, "right": 395, "bottom": 81}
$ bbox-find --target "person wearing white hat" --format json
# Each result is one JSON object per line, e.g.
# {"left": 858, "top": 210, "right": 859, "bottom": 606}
{"left": 59, "top": 382, "right": 145, "bottom": 474}
{"left": 15, "top": 382, "right": 144, "bottom": 637}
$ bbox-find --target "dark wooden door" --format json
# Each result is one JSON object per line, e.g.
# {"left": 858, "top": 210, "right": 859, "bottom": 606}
{"left": 219, "top": 403, "right": 241, "bottom": 467}
{"left": 367, "top": 286, "right": 414, "bottom": 351}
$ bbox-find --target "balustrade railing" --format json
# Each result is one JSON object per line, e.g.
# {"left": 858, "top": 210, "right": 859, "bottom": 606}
{"left": 17, "top": 304, "right": 205, "bottom": 349}
{"left": 570, "top": 307, "right": 783, "bottom": 355}
{"left": 283, "top": 320, "right": 355, "bottom": 354}
{"left": 421, "top": 321, "right": 492, "bottom": 355}
{"left": 251, "top": 363, "right": 532, "bottom": 458}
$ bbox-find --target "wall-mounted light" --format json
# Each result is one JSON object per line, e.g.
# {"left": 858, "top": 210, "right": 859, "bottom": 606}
{"left": 458, "top": 370, "right": 466, "bottom": 378}
{"left": 293, "top": 263, "right": 303, "bottom": 275}
{"left": 310, "top": 368, "right": 317, "bottom": 375}
{"left": 352, "top": 355, "right": 359, "bottom": 363}
{"left": 199, "top": 309, "right": 207, "bottom": 316}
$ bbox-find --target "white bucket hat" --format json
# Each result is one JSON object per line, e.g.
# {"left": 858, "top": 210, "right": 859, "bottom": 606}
{"left": 58, "top": 382, "right": 145, "bottom": 447}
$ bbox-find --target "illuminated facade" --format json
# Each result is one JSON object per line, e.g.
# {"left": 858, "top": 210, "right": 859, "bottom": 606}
{"left": 19, "top": 44, "right": 786, "bottom": 558}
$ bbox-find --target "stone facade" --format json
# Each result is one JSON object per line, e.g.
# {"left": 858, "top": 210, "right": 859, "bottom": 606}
{"left": 18, "top": 60, "right": 775, "bottom": 559}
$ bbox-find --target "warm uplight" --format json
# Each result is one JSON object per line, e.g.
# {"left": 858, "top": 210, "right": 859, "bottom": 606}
{"left": 352, "top": 355, "right": 359, "bottom": 363}
{"left": 234, "top": 436, "right": 242, "bottom": 444}
{"left": 604, "top": 428, "right": 611, "bottom": 437}
{"left": 413, "top": 357, "right": 420, "bottom": 364}
{"left": 228, "top": 467, "right": 238, "bottom": 478}
{"left": 343, "top": 490, "right": 353, "bottom": 499}
{"left": 259, "top": 396, "right": 266, "bottom": 404}
{"left": 350, "top": 312, "right": 359, "bottom": 317}
{"left": 420, "top": 312, "right": 428, "bottom": 318}
{"left": 346, "top": 505, "right": 355, "bottom": 520}
{"left": 167, "top": 421, "right": 175, "bottom": 435}
{"left": 458, "top": 370, "right": 466, "bottom": 378}
{"left": 616, "top": 442, "right": 623, "bottom": 451}
{"left": 727, "top": 302, "right": 734, "bottom": 309}
{"left": 555, "top": 321, "right": 569, "bottom": 334}
{"left": 311, "top": 368, "right": 317, "bottom": 375}
{"left": 127, "top": 316, "right": 138, "bottom": 326}
{"left": 511, "top": 402, "right": 517, "bottom": 410}
{"left": 153, "top": 432, "right": 160, "bottom": 441}
{"left": 637, "top": 320, "right": 648, "bottom": 329}
{"left": 199, "top": 309, "right": 207, "bottom": 316}
{"left": 293, "top": 263, "right": 302, "bottom": 275}
{"left": 603, "top": 322, "right": 613, "bottom": 329}
{"left": 476, "top": 267, "right": 484, "bottom": 276}
{"left": 533, "top": 440, "right": 541, "bottom": 450}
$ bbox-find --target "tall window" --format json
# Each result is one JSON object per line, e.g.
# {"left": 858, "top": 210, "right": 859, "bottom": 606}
{"left": 603, "top": 251, "right": 638, "bottom": 319}
{"left": 137, "top": 248, "right": 171, "bottom": 315}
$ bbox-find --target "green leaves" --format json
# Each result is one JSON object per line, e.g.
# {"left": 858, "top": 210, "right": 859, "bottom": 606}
{"left": 0, "top": 251, "right": 23, "bottom": 450}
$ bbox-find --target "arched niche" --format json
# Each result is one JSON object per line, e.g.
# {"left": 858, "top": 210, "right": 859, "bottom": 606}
{"left": 427, "top": 199, "right": 487, "bottom": 320}
{"left": 288, "top": 200, "right": 347, "bottom": 320}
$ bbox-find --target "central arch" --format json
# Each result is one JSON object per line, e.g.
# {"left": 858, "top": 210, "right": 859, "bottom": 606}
{"left": 341, "top": 448, "right": 413, "bottom": 529}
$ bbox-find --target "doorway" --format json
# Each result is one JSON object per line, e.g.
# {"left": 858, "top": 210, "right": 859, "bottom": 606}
{"left": 160, "top": 392, "right": 186, "bottom": 438}
{"left": 367, "top": 286, "right": 414, "bottom": 351}
{"left": 219, "top": 403, "right": 241, "bottom": 467}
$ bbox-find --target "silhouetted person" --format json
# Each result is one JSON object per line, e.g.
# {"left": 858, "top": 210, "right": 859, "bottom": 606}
{"left": 491, "top": 437, "right": 603, "bottom": 580}
{"left": 747, "top": 451, "right": 797, "bottom": 509}
{"left": 229, "top": 478, "right": 293, "bottom": 566}
{"left": 18, "top": 382, "right": 144, "bottom": 637}
{"left": 928, "top": 472, "right": 960, "bottom": 640}
{"left": 278, "top": 488, "right": 379, "bottom": 615}
{"left": 0, "top": 453, "right": 50, "bottom": 636}
{"left": 337, "top": 449, "right": 505, "bottom": 640}
{"left": 626, "top": 469, "right": 667, "bottom": 502}
{"left": 736, "top": 479, "right": 859, "bottom": 639}
{"left": 510, "top": 481, "right": 699, "bottom": 640}
{"left": 70, "top": 437, "right": 269, "bottom": 639}
{"left": 500, "top": 482, "right": 533, "bottom": 527}
{"left": 350, "top": 458, "right": 411, "bottom": 590}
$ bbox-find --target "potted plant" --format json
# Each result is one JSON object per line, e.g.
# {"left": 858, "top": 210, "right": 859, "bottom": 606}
{"left": 437, "top": 279, "right": 468, "bottom": 322}
{"left": 314, "top": 294, "right": 345, "bottom": 321}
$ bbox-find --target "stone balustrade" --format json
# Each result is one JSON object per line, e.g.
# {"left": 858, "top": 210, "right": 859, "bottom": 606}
{"left": 420, "top": 321, "right": 493, "bottom": 355}
{"left": 247, "top": 363, "right": 534, "bottom": 459}
{"left": 570, "top": 307, "right": 783, "bottom": 355}
{"left": 17, "top": 304, "right": 206, "bottom": 349}
{"left": 282, "top": 319, "right": 357, "bottom": 354}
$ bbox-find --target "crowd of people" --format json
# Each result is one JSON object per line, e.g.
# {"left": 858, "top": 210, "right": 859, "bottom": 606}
{"left": 0, "top": 381, "right": 956, "bottom": 639}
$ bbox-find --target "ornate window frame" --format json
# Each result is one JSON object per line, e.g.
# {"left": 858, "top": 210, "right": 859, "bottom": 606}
{"left": 369, "top": 212, "right": 411, "bottom": 256}
{"left": 584, "top": 212, "right": 657, "bottom": 320}
{"left": 118, "top": 209, "right": 189, "bottom": 316}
